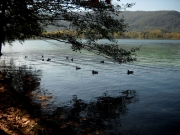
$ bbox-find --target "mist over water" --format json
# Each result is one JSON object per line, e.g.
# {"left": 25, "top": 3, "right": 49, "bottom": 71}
{"left": 1, "top": 39, "right": 180, "bottom": 135}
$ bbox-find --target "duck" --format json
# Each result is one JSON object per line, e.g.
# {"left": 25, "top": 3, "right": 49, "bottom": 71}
{"left": 42, "top": 59, "right": 44, "bottom": 61}
{"left": 127, "top": 70, "right": 133, "bottom": 75}
{"left": 76, "top": 66, "right": 81, "bottom": 70}
{"left": 71, "top": 58, "right": 73, "bottom": 62}
{"left": 100, "top": 61, "right": 104, "bottom": 63}
{"left": 42, "top": 55, "right": 44, "bottom": 58}
{"left": 47, "top": 58, "right": 51, "bottom": 61}
{"left": 66, "top": 56, "right": 68, "bottom": 59}
{"left": 92, "top": 70, "right": 98, "bottom": 74}
{"left": 25, "top": 56, "right": 27, "bottom": 58}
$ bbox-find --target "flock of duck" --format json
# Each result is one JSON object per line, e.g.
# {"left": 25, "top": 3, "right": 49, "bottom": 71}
{"left": 25, "top": 55, "right": 134, "bottom": 75}
{"left": 41, "top": 55, "right": 51, "bottom": 61}
{"left": 66, "top": 56, "right": 102, "bottom": 75}
{"left": 67, "top": 57, "right": 134, "bottom": 75}
{"left": 75, "top": 66, "right": 98, "bottom": 74}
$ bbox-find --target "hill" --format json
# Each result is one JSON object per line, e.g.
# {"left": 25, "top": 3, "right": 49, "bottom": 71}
{"left": 122, "top": 11, "right": 180, "bottom": 32}
{"left": 45, "top": 11, "right": 180, "bottom": 33}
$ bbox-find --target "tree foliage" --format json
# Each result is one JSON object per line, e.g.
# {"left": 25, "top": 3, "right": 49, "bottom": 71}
{"left": 0, "top": 0, "right": 137, "bottom": 63}
{"left": 0, "top": 0, "right": 43, "bottom": 43}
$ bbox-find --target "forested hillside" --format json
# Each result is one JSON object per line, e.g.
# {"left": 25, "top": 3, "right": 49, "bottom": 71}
{"left": 46, "top": 11, "right": 180, "bottom": 33}
{"left": 122, "top": 11, "right": 180, "bottom": 32}
{"left": 45, "top": 11, "right": 180, "bottom": 39}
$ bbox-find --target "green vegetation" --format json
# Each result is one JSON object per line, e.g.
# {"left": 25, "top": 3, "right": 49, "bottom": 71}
{"left": 120, "top": 30, "right": 180, "bottom": 39}
{"left": 43, "top": 29, "right": 180, "bottom": 39}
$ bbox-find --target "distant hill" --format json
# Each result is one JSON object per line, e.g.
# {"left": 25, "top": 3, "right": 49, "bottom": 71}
{"left": 122, "top": 11, "right": 180, "bottom": 32}
{"left": 45, "top": 11, "right": 180, "bottom": 33}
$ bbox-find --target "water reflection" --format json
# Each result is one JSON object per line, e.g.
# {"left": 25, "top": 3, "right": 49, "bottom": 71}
{"left": 0, "top": 58, "right": 139, "bottom": 134}
{"left": 50, "top": 90, "right": 138, "bottom": 135}
{"left": 0, "top": 59, "right": 40, "bottom": 92}
{"left": 0, "top": 58, "right": 54, "bottom": 116}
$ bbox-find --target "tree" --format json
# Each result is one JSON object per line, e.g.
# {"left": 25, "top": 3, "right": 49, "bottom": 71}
{"left": 0, "top": 0, "right": 44, "bottom": 55}
{"left": 0, "top": 0, "right": 137, "bottom": 63}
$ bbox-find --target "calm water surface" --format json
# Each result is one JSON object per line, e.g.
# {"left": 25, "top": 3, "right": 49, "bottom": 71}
{"left": 1, "top": 39, "right": 180, "bottom": 135}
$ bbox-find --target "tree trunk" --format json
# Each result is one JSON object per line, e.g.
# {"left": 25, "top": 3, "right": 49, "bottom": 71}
{"left": 0, "top": 13, "right": 2, "bottom": 55}
{"left": 0, "top": 42, "right": 2, "bottom": 56}
{"left": 0, "top": 0, "right": 6, "bottom": 56}
{"left": 0, "top": 11, "right": 2, "bottom": 55}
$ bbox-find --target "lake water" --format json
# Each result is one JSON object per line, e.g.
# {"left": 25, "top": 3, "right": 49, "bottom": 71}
{"left": 1, "top": 39, "right": 180, "bottom": 135}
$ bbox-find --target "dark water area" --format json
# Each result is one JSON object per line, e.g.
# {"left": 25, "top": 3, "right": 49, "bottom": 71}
{"left": 1, "top": 39, "right": 180, "bottom": 135}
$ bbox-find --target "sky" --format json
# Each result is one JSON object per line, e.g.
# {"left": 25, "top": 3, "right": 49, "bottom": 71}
{"left": 113, "top": 0, "right": 180, "bottom": 12}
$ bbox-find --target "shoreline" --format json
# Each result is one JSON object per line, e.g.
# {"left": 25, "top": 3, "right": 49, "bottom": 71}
{"left": 0, "top": 63, "right": 72, "bottom": 135}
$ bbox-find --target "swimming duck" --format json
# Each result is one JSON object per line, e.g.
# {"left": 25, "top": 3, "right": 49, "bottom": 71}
{"left": 76, "top": 66, "right": 81, "bottom": 70}
{"left": 47, "top": 58, "right": 51, "bottom": 61}
{"left": 100, "top": 61, "right": 104, "bottom": 63}
{"left": 127, "top": 70, "right": 133, "bottom": 75}
{"left": 71, "top": 58, "right": 73, "bottom": 62}
{"left": 92, "top": 70, "right": 98, "bottom": 74}
{"left": 66, "top": 56, "right": 68, "bottom": 59}
{"left": 25, "top": 56, "right": 27, "bottom": 58}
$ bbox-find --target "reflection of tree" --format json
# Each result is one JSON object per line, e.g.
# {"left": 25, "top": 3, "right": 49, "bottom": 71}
{"left": 0, "top": 59, "right": 41, "bottom": 94}
{"left": 52, "top": 90, "right": 138, "bottom": 135}
{"left": 0, "top": 59, "right": 56, "bottom": 114}
{"left": 10, "top": 66, "right": 41, "bottom": 94}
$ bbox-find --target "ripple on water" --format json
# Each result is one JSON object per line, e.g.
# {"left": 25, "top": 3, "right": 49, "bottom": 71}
{"left": 1, "top": 39, "right": 180, "bottom": 135}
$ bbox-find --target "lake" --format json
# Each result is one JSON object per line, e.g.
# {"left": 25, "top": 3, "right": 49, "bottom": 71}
{"left": 1, "top": 39, "right": 180, "bottom": 135}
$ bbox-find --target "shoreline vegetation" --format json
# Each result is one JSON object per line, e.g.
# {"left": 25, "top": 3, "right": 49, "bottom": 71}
{"left": 123, "top": 30, "right": 180, "bottom": 40}
{"left": 42, "top": 30, "right": 180, "bottom": 40}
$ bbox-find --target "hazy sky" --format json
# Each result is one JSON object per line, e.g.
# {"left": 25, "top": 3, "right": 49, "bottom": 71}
{"left": 113, "top": 0, "right": 180, "bottom": 12}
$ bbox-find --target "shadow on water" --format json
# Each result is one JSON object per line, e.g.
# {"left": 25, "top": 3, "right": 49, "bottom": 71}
{"left": 0, "top": 58, "right": 139, "bottom": 135}
{"left": 0, "top": 58, "right": 47, "bottom": 134}
{"left": 43, "top": 90, "right": 139, "bottom": 135}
